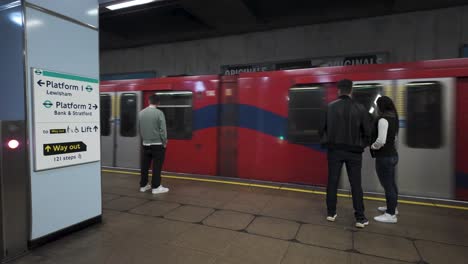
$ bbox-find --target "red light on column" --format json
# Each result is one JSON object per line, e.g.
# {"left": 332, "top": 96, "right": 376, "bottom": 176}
{"left": 7, "top": 139, "right": 20, "bottom": 149}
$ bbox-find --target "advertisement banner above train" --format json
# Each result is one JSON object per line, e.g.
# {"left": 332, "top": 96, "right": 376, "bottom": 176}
{"left": 221, "top": 52, "right": 388, "bottom": 75}
{"left": 311, "top": 53, "right": 388, "bottom": 67}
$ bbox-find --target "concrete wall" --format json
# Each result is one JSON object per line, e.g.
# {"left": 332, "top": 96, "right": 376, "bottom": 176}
{"left": 100, "top": 6, "right": 468, "bottom": 76}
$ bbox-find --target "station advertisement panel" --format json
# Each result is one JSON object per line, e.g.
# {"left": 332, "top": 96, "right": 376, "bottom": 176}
{"left": 31, "top": 68, "right": 100, "bottom": 171}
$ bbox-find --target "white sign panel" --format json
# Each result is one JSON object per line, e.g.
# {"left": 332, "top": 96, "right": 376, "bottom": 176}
{"left": 32, "top": 68, "right": 100, "bottom": 171}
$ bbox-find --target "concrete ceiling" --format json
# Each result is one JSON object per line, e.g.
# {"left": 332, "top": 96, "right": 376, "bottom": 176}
{"left": 99, "top": 0, "right": 468, "bottom": 50}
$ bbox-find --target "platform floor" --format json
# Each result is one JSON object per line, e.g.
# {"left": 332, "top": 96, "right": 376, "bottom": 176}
{"left": 11, "top": 170, "right": 468, "bottom": 264}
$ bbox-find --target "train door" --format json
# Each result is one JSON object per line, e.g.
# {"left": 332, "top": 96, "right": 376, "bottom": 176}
{"left": 100, "top": 92, "right": 115, "bottom": 167}
{"left": 456, "top": 78, "right": 468, "bottom": 201}
{"left": 338, "top": 81, "right": 393, "bottom": 193}
{"left": 115, "top": 91, "right": 142, "bottom": 169}
{"left": 219, "top": 76, "right": 238, "bottom": 178}
{"left": 395, "top": 78, "right": 455, "bottom": 199}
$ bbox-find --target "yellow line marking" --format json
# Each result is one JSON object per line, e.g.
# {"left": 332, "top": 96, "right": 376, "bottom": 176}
{"left": 164, "top": 175, "right": 251, "bottom": 186}
{"left": 362, "top": 196, "right": 387, "bottom": 202}
{"left": 103, "top": 169, "right": 139, "bottom": 175}
{"left": 337, "top": 193, "right": 352, "bottom": 198}
{"left": 280, "top": 187, "right": 319, "bottom": 194}
{"left": 250, "top": 183, "right": 281, "bottom": 190}
{"left": 399, "top": 200, "right": 435, "bottom": 207}
{"left": 102, "top": 169, "right": 468, "bottom": 211}
{"left": 435, "top": 204, "right": 468, "bottom": 210}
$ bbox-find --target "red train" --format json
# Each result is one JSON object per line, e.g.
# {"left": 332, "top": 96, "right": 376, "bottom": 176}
{"left": 100, "top": 58, "right": 468, "bottom": 201}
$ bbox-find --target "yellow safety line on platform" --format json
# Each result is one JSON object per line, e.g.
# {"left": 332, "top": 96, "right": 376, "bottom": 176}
{"left": 102, "top": 169, "right": 468, "bottom": 211}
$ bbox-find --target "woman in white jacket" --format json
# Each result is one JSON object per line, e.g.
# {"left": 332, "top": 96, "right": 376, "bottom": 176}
{"left": 371, "top": 96, "right": 399, "bottom": 223}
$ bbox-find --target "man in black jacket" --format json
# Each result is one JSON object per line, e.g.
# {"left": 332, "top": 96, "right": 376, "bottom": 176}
{"left": 319, "top": 79, "right": 371, "bottom": 228}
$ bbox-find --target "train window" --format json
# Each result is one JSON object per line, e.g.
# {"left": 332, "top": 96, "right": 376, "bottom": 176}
{"left": 100, "top": 94, "right": 111, "bottom": 136}
{"left": 120, "top": 93, "right": 138, "bottom": 137}
{"left": 156, "top": 91, "right": 193, "bottom": 139}
{"left": 288, "top": 85, "right": 325, "bottom": 144}
{"left": 406, "top": 81, "right": 442, "bottom": 148}
{"left": 352, "top": 83, "right": 383, "bottom": 116}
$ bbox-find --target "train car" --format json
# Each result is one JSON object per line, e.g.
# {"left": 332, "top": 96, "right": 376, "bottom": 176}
{"left": 100, "top": 75, "right": 220, "bottom": 176}
{"left": 100, "top": 59, "right": 468, "bottom": 201}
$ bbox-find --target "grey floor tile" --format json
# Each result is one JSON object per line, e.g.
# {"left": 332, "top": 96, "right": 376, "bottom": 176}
{"left": 9, "top": 254, "right": 58, "bottom": 264}
{"left": 360, "top": 218, "right": 409, "bottom": 237}
{"left": 129, "top": 200, "right": 181, "bottom": 216}
{"left": 164, "top": 205, "right": 215, "bottom": 223}
{"left": 354, "top": 232, "right": 420, "bottom": 262}
{"left": 260, "top": 196, "right": 342, "bottom": 225}
{"left": 155, "top": 193, "right": 225, "bottom": 208}
{"left": 415, "top": 240, "right": 468, "bottom": 264}
{"left": 222, "top": 192, "right": 274, "bottom": 214}
{"left": 101, "top": 212, "right": 167, "bottom": 237}
{"left": 246, "top": 216, "right": 300, "bottom": 240}
{"left": 214, "top": 257, "right": 254, "bottom": 264}
{"left": 196, "top": 187, "right": 239, "bottom": 205}
{"left": 135, "top": 218, "right": 197, "bottom": 245}
{"left": 102, "top": 193, "right": 121, "bottom": 202}
{"left": 150, "top": 244, "right": 217, "bottom": 264}
{"left": 281, "top": 243, "right": 349, "bottom": 264}
{"left": 402, "top": 214, "right": 468, "bottom": 246}
{"left": 102, "top": 209, "right": 122, "bottom": 218}
{"left": 223, "top": 232, "right": 290, "bottom": 264}
{"left": 153, "top": 183, "right": 238, "bottom": 208}
{"left": 102, "top": 186, "right": 150, "bottom": 199}
{"left": 203, "top": 210, "right": 255, "bottom": 230}
{"left": 102, "top": 196, "right": 149, "bottom": 211}
{"left": 348, "top": 253, "right": 410, "bottom": 264}
{"left": 222, "top": 202, "right": 265, "bottom": 215}
{"left": 296, "top": 224, "right": 353, "bottom": 250}
{"left": 113, "top": 243, "right": 217, "bottom": 264}
{"left": 171, "top": 225, "right": 239, "bottom": 254}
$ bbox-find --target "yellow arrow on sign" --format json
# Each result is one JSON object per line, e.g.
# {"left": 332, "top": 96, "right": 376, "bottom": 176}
{"left": 45, "top": 145, "right": 51, "bottom": 152}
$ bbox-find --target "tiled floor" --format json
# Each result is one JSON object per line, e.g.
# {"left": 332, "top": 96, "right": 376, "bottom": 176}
{"left": 10, "top": 171, "right": 468, "bottom": 264}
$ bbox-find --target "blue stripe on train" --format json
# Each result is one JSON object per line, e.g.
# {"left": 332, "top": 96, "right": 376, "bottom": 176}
{"left": 193, "top": 104, "right": 324, "bottom": 152}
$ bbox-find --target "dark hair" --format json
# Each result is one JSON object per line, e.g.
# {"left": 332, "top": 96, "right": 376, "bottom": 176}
{"left": 376, "top": 96, "right": 399, "bottom": 132}
{"left": 149, "top": 94, "right": 160, "bottom": 105}
{"left": 337, "top": 79, "right": 353, "bottom": 94}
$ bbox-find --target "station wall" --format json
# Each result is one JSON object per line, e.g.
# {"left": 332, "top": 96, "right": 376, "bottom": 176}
{"left": 100, "top": 5, "right": 468, "bottom": 76}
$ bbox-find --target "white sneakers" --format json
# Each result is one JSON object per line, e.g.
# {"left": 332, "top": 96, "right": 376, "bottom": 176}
{"left": 374, "top": 213, "right": 398, "bottom": 223}
{"left": 326, "top": 214, "right": 369, "bottom": 228}
{"left": 378, "top": 206, "right": 399, "bottom": 215}
{"left": 139, "top": 184, "right": 169, "bottom": 194}
{"left": 355, "top": 218, "right": 370, "bottom": 228}
{"left": 326, "top": 214, "right": 337, "bottom": 222}
{"left": 375, "top": 206, "right": 398, "bottom": 223}
{"left": 152, "top": 185, "right": 169, "bottom": 194}
{"left": 140, "top": 185, "right": 151, "bottom": 193}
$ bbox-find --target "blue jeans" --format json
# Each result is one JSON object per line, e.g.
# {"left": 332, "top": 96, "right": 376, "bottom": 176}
{"left": 327, "top": 150, "right": 365, "bottom": 220}
{"left": 375, "top": 155, "right": 399, "bottom": 215}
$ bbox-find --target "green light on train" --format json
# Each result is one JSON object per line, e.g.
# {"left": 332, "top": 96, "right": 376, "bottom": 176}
{"left": 279, "top": 136, "right": 284, "bottom": 140}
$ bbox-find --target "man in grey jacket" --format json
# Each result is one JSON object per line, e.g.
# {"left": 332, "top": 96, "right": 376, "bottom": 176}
{"left": 139, "top": 94, "right": 169, "bottom": 194}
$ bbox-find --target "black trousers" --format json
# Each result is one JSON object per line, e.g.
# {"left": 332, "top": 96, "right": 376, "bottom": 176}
{"left": 140, "top": 145, "right": 166, "bottom": 188}
{"left": 375, "top": 155, "right": 399, "bottom": 215}
{"left": 326, "top": 149, "right": 365, "bottom": 220}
